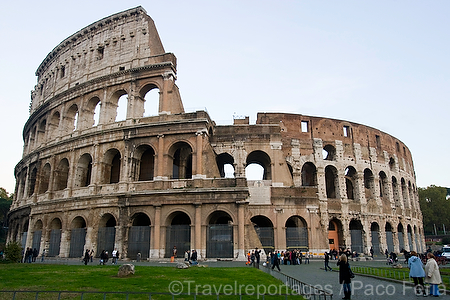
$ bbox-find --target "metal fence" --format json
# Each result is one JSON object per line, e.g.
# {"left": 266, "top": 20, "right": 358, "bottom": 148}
{"left": 261, "top": 265, "right": 333, "bottom": 300}
{"left": 0, "top": 290, "right": 303, "bottom": 299}
{"left": 352, "top": 265, "right": 450, "bottom": 284}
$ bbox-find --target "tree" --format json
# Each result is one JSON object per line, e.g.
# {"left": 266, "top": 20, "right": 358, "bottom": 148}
{"left": 0, "top": 187, "right": 13, "bottom": 249}
{"left": 4, "top": 240, "right": 22, "bottom": 263}
{"left": 418, "top": 185, "right": 450, "bottom": 234}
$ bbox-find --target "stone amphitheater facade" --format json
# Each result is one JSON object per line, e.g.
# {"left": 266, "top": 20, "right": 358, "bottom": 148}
{"left": 7, "top": 7, "right": 424, "bottom": 260}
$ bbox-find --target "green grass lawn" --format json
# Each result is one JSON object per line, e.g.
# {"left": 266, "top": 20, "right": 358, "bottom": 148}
{"left": 0, "top": 264, "right": 304, "bottom": 299}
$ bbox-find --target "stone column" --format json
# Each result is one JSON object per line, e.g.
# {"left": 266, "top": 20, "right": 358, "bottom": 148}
{"left": 155, "top": 135, "right": 165, "bottom": 180}
{"left": 392, "top": 230, "right": 399, "bottom": 253}
{"left": 194, "top": 204, "right": 202, "bottom": 255}
{"left": 237, "top": 201, "right": 246, "bottom": 260}
{"left": 114, "top": 225, "right": 124, "bottom": 258}
{"left": 85, "top": 226, "right": 94, "bottom": 253}
{"left": 194, "top": 131, "right": 205, "bottom": 179}
{"left": 152, "top": 205, "right": 161, "bottom": 258}
{"left": 59, "top": 229, "right": 69, "bottom": 258}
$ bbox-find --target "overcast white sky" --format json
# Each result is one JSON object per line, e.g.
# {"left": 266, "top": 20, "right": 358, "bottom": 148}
{"left": 0, "top": 0, "right": 448, "bottom": 194}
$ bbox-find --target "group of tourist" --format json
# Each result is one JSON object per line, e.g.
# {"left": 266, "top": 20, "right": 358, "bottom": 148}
{"left": 262, "top": 249, "right": 311, "bottom": 271}
{"left": 22, "top": 247, "right": 40, "bottom": 263}
{"left": 183, "top": 249, "right": 198, "bottom": 265}
{"left": 336, "top": 250, "right": 443, "bottom": 299}
{"left": 408, "top": 251, "right": 442, "bottom": 297}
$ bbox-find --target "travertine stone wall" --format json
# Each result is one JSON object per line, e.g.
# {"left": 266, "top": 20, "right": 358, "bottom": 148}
{"left": 8, "top": 7, "right": 424, "bottom": 261}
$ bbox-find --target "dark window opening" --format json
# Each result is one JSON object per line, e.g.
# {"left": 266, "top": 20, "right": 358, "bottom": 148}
{"left": 375, "top": 135, "right": 381, "bottom": 148}
{"left": 97, "top": 47, "right": 104, "bottom": 60}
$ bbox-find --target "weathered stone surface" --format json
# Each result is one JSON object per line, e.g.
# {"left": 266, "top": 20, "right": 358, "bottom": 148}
{"left": 118, "top": 264, "right": 135, "bottom": 277}
{"left": 176, "top": 262, "right": 189, "bottom": 269}
{"left": 7, "top": 6, "right": 425, "bottom": 263}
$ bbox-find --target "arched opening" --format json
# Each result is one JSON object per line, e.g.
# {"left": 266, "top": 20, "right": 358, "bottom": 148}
{"left": 207, "top": 211, "right": 233, "bottom": 258}
{"left": 38, "top": 163, "right": 51, "bottom": 194}
{"left": 407, "top": 225, "right": 413, "bottom": 251}
{"left": 136, "top": 146, "right": 155, "bottom": 181}
{"left": 301, "top": 162, "right": 317, "bottom": 186}
{"left": 103, "top": 149, "right": 121, "bottom": 184}
{"left": 414, "top": 225, "right": 420, "bottom": 253}
{"left": 28, "top": 167, "right": 37, "bottom": 197}
{"left": 328, "top": 219, "right": 343, "bottom": 251}
{"left": 216, "top": 153, "right": 235, "bottom": 178}
{"left": 86, "top": 97, "right": 101, "bottom": 127}
{"left": 371, "top": 222, "right": 381, "bottom": 254}
{"left": 364, "top": 168, "right": 375, "bottom": 200}
{"left": 349, "top": 219, "right": 364, "bottom": 254}
{"left": 115, "top": 93, "right": 128, "bottom": 122}
{"left": 32, "top": 220, "right": 43, "bottom": 255}
{"left": 246, "top": 151, "right": 271, "bottom": 180}
{"left": 385, "top": 222, "right": 394, "bottom": 253}
{"left": 408, "top": 181, "right": 415, "bottom": 210}
{"left": 48, "top": 218, "right": 62, "bottom": 257}
{"left": 398, "top": 223, "right": 405, "bottom": 252}
{"left": 251, "top": 215, "right": 274, "bottom": 254}
{"left": 29, "top": 126, "right": 36, "bottom": 148}
{"left": 128, "top": 213, "right": 151, "bottom": 260}
{"left": 97, "top": 213, "right": 116, "bottom": 257}
{"left": 75, "top": 154, "right": 92, "bottom": 188}
{"left": 37, "top": 119, "right": 46, "bottom": 145}
{"left": 54, "top": 158, "right": 69, "bottom": 191}
{"left": 285, "top": 216, "right": 308, "bottom": 251}
{"left": 322, "top": 144, "right": 336, "bottom": 161}
{"left": 379, "top": 171, "right": 388, "bottom": 198}
{"left": 49, "top": 111, "right": 60, "bottom": 140}
{"left": 69, "top": 216, "right": 87, "bottom": 258}
{"left": 66, "top": 104, "right": 79, "bottom": 132}
{"left": 389, "top": 157, "right": 395, "bottom": 171}
{"left": 345, "top": 166, "right": 357, "bottom": 200}
{"left": 165, "top": 212, "right": 191, "bottom": 258}
{"left": 18, "top": 170, "right": 27, "bottom": 200}
{"left": 142, "top": 85, "right": 160, "bottom": 117}
{"left": 325, "top": 165, "right": 338, "bottom": 198}
{"left": 21, "top": 221, "right": 29, "bottom": 250}
{"left": 392, "top": 176, "right": 400, "bottom": 207}
{"left": 401, "top": 178, "right": 409, "bottom": 208}
{"left": 170, "top": 142, "right": 192, "bottom": 179}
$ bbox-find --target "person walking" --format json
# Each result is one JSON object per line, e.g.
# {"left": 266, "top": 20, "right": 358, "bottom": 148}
{"left": 271, "top": 251, "right": 281, "bottom": 271}
{"left": 324, "top": 252, "right": 332, "bottom": 271}
{"left": 337, "top": 253, "right": 353, "bottom": 300}
{"left": 408, "top": 251, "right": 426, "bottom": 296}
{"left": 255, "top": 247, "right": 261, "bottom": 269}
{"left": 83, "top": 249, "right": 90, "bottom": 265}
{"left": 425, "top": 252, "right": 442, "bottom": 297}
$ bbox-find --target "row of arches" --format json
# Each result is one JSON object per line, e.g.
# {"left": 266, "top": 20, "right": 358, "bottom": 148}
{"left": 17, "top": 211, "right": 423, "bottom": 260}
{"left": 297, "top": 161, "right": 418, "bottom": 210}
{"left": 16, "top": 145, "right": 274, "bottom": 201}
{"left": 328, "top": 219, "right": 424, "bottom": 254}
{"left": 25, "top": 85, "right": 160, "bottom": 155}
{"left": 19, "top": 212, "right": 309, "bottom": 259}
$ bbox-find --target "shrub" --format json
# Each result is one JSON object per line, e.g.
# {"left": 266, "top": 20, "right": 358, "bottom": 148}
{"left": 4, "top": 241, "right": 22, "bottom": 263}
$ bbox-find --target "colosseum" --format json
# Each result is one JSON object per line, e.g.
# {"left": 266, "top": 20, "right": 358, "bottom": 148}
{"left": 7, "top": 6, "right": 424, "bottom": 260}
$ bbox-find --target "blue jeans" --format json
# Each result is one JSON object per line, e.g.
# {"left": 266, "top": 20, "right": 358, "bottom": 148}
{"left": 343, "top": 283, "right": 351, "bottom": 294}
{"left": 430, "top": 284, "right": 440, "bottom": 296}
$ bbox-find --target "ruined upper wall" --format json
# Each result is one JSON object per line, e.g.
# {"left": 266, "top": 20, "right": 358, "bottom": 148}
{"left": 256, "top": 112, "right": 415, "bottom": 174}
{"left": 30, "top": 6, "right": 172, "bottom": 115}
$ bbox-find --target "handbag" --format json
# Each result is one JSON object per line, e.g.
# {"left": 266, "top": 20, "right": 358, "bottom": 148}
{"left": 348, "top": 264, "right": 355, "bottom": 278}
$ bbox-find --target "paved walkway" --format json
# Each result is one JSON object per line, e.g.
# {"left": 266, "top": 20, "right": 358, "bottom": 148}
{"left": 273, "top": 258, "right": 449, "bottom": 299}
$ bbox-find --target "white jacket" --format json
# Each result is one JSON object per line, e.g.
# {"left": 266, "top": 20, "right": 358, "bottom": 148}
{"left": 424, "top": 258, "right": 442, "bottom": 284}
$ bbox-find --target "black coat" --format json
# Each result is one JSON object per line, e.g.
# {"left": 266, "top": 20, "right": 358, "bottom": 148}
{"left": 337, "top": 260, "right": 352, "bottom": 284}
